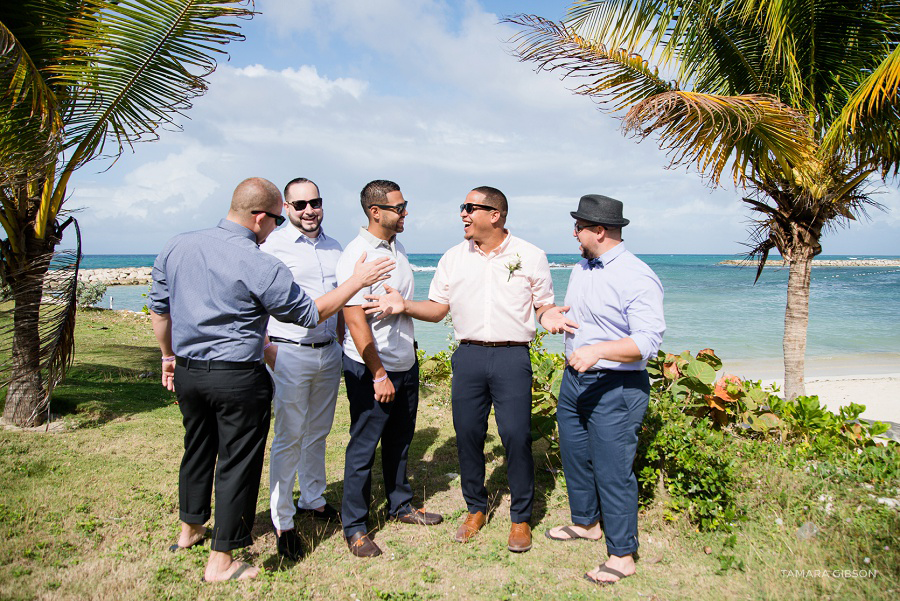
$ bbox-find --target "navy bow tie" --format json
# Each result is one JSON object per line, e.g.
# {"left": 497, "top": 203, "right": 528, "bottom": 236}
{"left": 588, "top": 258, "right": 603, "bottom": 270}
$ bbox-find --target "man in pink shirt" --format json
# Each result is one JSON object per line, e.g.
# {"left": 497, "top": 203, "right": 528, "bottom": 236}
{"left": 364, "top": 186, "right": 575, "bottom": 553}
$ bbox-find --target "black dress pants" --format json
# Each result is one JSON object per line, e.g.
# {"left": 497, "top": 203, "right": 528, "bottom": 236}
{"left": 341, "top": 356, "right": 419, "bottom": 538}
{"left": 451, "top": 344, "right": 534, "bottom": 523}
{"left": 175, "top": 363, "right": 272, "bottom": 552}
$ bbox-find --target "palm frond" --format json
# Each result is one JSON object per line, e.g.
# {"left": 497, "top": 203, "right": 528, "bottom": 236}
{"left": 0, "top": 217, "right": 81, "bottom": 426}
{"left": 623, "top": 91, "right": 815, "bottom": 185}
{"left": 35, "top": 0, "right": 254, "bottom": 237}
{"left": 503, "top": 13, "right": 674, "bottom": 112}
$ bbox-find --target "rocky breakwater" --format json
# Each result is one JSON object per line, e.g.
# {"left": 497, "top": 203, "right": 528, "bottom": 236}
{"left": 79, "top": 267, "right": 152, "bottom": 286}
{"left": 718, "top": 258, "right": 900, "bottom": 267}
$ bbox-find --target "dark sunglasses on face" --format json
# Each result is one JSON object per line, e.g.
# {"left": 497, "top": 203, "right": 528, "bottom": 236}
{"left": 372, "top": 201, "right": 408, "bottom": 214}
{"left": 288, "top": 198, "right": 323, "bottom": 211}
{"left": 251, "top": 210, "right": 285, "bottom": 226}
{"left": 574, "top": 222, "right": 606, "bottom": 233}
{"left": 460, "top": 202, "right": 497, "bottom": 214}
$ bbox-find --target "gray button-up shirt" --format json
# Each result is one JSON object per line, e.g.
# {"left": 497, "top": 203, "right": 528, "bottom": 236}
{"left": 149, "top": 219, "right": 320, "bottom": 361}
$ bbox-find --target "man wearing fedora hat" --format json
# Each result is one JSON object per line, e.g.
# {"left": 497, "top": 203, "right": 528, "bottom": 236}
{"left": 544, "top": 194, "right": 665, "bottom": 586}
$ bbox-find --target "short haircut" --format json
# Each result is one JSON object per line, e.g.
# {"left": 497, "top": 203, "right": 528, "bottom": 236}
{"left": 472, "top": 185, "right": 508, "bottom": 217}
{"left": 231, "top": 177, "right": 281, "bottom": 213}
{"left": 283, "top": 177, "right": 319, "bottom": 199}
{"left": 360, "top": 179, "right": 401, "bottom": 211}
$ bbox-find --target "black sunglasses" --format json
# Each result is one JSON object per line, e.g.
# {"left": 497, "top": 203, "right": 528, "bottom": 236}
{"left": 251, "top": 210, "right": 285, "bottom": 226}
{"left": 574, "top": 222, "right": 604, "bottom": 233}
{"left": 287, "top": 198, "right": 323, "bottom": 211}
{"left": 372, "top": 202, "right": 408, "bottom": 214}
{"left": 460, "top": 202, "right": 496, "bottom": 214}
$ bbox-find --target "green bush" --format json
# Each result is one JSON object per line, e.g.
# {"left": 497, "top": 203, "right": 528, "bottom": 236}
{"left": 75, "top": 280, "right": 107, "bottom": 308}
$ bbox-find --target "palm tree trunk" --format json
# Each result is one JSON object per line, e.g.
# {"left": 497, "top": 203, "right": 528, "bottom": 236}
{"left": 2, "top": 228, "right": 53, "bottom": 427}
{"left": 783, "top": 247, "right": 813, "bottom": 400}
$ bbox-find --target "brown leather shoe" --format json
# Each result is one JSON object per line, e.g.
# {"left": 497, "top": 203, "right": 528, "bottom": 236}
{"left": 508, "top": 522, "right": 532, "bottom": 553}
{"left": 346, "top": 532, "right": 382, "bottom": 558}
{"left": 454, "top": 511, "right": 486, "bottom": 543}
{"left": 393, "top": 507, "right": 443, "bottom": 525}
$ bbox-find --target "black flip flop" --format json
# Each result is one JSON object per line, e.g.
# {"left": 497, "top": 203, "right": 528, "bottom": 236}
{"left": 168, "top": 534, "right": 207, "bottom": 552}
{"left": 201, "top": 562, "right": 254, "bottom": 582}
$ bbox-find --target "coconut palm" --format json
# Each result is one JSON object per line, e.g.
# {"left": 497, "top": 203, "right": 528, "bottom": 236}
{"left": 505, "top": 0, "right": 900, "bottom": 399}
{"left": 0, "top": 0, "right": 255, "bottom": 426}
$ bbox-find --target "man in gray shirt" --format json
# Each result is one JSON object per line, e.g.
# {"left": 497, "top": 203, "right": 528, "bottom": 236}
{"left": 149, "top": 177, "right": 393, "bottom": 582}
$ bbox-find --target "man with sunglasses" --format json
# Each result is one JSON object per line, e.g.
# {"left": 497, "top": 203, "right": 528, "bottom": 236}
{"left": 259, "top": 177, "right": 344, "bottom": 561}
{"left": 149, "top": 178, "right": 394, "bottom": 581}
{"left": 546, "top": 194, "right": 664, "bottom": 585}
{"left": 335, "top": 179, "right": 443, "bottom": 558}
{"left": 363, "top": 186, "right": 575, "bottom": 553}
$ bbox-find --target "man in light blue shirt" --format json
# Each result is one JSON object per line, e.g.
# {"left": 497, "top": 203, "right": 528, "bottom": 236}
{"left": 261, "top": 177, "right": 344, "bottom": 561}
{"left": 544, "top": 194, "right": 665, "bottom": 586}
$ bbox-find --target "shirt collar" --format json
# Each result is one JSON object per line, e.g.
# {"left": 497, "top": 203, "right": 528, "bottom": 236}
{"left": 218, "top": 218, "right": 257, "bottom": 242}
{"left": 358, "top": 226, "right": 395, "bottom": 252}
{"left": 597, "top": 241, "right": 626, "bottom": 266}
{"left": 288, "top": 224, "right": 328, "bottom": 245}
{"left": 469, "top": 230, "right": 510, "bottom": 258}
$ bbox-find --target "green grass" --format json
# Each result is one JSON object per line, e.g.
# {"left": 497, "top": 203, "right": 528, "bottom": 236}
{"left": 0, "top": 309, "right": 898, "bottom": 600}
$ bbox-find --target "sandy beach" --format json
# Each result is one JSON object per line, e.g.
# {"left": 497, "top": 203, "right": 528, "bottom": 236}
{"left": 723, "top": 354, "right": 900, "bottom": 425}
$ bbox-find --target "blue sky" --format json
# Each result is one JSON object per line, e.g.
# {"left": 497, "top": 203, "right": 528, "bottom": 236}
{"left": 67, "top": 0, "right": 900, "bottom": 256}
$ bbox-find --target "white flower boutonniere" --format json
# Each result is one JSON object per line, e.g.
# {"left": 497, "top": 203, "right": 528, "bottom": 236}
{"left": 505, "top": 254, "right": 522, "bottom": 281}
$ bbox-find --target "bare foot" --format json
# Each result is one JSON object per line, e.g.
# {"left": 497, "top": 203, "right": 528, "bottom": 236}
{"left": 175, "top": 523, "right": 206, "bottom": 549}
{"left": 203, "top": 560, "right": 260, "bottom": 582}
{"left": 546, "top": 522, "right": 603, "bottom": 541}
{"left": 585, "top": 554, "right": 636, "bottom": 584}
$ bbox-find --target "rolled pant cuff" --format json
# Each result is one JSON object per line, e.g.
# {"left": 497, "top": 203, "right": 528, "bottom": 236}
{"left": 572, "top": 512, "right": 602, "bottom": 527}
{"left": 210, "top": 533, "right": 254, "bottom": 552}
{"left": 509, "top": 512, "right": 531, "bottom": 524}
{"left": 467, "top": 504, "right": 488, "bottom": 516}
{"left": 179, "top": 511, "right": 210, "bottom": 525}
{"left": 297, "top": 498, "right": 326, "bottom": 511}
{"left": 274, "top": 518, "right": 295, "bottom": 532}
{"left": 606, "top": 541, "right": 639, "bottom": 557}
{"left": 343, "top": 526, "right": 367, "bottom": 539}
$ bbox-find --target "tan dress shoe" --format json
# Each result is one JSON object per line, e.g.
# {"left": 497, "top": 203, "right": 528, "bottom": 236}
{"left": 508, "top": 522, "right": 532, "bottom": 552}
{"left": 454, "top": 511, "right": 486, "bottom": 542}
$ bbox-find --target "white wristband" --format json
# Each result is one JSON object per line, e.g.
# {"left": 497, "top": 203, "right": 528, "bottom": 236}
{"left": 161, "top": 356, "right": 176, "bottom": 363}
{"left": 373, "top": 374, "right": 388, "bottom": 383}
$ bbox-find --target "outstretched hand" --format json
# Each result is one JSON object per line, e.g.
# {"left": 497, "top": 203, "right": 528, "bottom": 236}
{"left": 540, "top": 305, "right": 579, "bottom": 334}
{"left": 353, "top": 252, "right": 395, "bottom": 287}
{"left": 362, "top": 284, "right": 405, "bottom": 319}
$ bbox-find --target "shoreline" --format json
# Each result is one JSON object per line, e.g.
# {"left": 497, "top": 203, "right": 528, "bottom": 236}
{"left": 718, "top": 258, "right": 900, "bottom": 267}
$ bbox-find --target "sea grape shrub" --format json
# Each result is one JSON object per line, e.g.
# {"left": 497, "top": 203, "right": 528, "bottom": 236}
{"left": 75, "top": 281, "right": 107, "bottom": 309}
{"left": 529, "top": 332, "right": 565, "bottom": 451}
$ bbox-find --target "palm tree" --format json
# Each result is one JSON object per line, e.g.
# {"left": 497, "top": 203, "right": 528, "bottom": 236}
{"left": 504, "top": 0, "right": 900, "bottom": 399}
{"left": 1, "top": 0, "right": 255, "bottom": 426}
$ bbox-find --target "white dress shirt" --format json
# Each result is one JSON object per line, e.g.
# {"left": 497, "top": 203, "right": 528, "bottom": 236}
{"left": 336, "top": 227, "right": 416, "bottom": 372}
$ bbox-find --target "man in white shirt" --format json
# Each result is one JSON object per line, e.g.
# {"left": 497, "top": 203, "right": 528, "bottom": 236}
{"left": 261, "top": 178, "right": 343, "bottom": 561}
{"left": 364, "top": 186, "right": 574, "bottom": 553}
{"left": 335, "top": 179, "right": 443, "bottom": 558}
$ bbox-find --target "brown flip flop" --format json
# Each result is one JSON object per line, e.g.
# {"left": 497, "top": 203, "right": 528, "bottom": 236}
{"left": 583, "top": 563, "right": 630, "bottom": 586}
{"left": 544, "top": 525, "right": 599, "bottom": 541}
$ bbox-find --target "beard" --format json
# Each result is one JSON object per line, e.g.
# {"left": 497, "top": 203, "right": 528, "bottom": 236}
{"left": 289, "top": 212, "right": 322, "bottom": 234}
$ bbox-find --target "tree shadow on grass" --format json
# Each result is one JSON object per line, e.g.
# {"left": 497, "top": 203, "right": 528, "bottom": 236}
{"left": 49, "top": 357, "right": 174, "bottom": 426}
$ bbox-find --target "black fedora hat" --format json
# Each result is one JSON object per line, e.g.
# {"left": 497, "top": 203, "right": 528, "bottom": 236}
{"left": 570, "top": 194, "right": 629, "bottom": 227}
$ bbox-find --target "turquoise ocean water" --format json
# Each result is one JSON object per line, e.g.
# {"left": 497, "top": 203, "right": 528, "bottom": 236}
{"left": 83, "top": 254, "right": 900, "bottom": 362}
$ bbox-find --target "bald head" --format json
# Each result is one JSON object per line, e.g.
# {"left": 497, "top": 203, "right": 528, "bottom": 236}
{"left": 230, "top": 177, "right": 282, "bottom": 215}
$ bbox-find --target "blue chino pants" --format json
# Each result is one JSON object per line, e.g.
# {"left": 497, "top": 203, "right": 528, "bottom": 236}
{"left": 341, "top": 356, "right": 419, "bottom": 538}
{"left": 556, "top": 366, "right": 649, "bottom": 556}
{"left": 451, "top": 344, "right": 534, "bottom": 523}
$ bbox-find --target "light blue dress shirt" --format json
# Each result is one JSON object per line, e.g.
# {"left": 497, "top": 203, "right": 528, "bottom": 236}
{"left": 261, "top": 225, "right": 342, "bottom": 344}
{"left": 563, "top": 242, "right": 665, "bottom": 371}
{"left": 149, "top": 219, "right": 319, "bottom": 361}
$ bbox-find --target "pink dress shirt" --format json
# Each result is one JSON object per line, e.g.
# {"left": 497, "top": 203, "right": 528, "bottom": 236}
{"left": 428, "top": 232, "right": 555, "bottom": 343}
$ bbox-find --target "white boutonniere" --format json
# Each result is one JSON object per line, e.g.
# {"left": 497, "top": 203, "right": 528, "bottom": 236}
{"left": 505, "top": 254, "right": 522, "bottom": 281}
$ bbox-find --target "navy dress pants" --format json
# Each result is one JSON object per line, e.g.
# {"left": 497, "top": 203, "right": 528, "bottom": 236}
{"left": 556, "top": 366, "right": 649, "bottom": 556}
{"left": 341, "top": 356, "right": 418, "bottom": 538}
{"left": 175, "top": 363, "right": 272, "bottom": 552}
{"left": 451, "top": 344, "right": 534, "bottom": 523}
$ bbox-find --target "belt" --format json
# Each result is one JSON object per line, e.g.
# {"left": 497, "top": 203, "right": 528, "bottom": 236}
{"left": 459, "top": 340, "right": 529, "bottom": 347}
{"left": 269, "top": 336, "right": 334, "bottom": 349}
{"left": 175, "top": 357, "right": 262, "bottom": 370}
